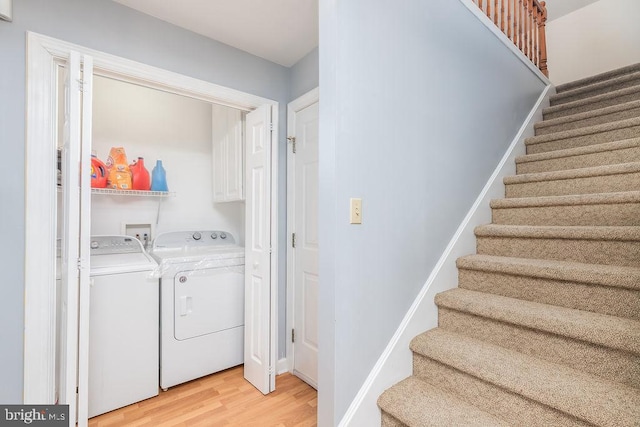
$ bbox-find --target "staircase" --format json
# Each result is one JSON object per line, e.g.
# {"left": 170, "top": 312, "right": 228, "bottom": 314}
{"left": 378, "top": 64, "right": 640, "bottom": 426}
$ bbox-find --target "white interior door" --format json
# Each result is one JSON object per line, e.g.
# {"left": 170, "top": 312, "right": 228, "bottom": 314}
{"left": 58, "top": 51, "right": 93, "bottom": 427}
{"left": 77, "top": 54, "right": 93, "bottom": 427}
{"left": 243, "top": 104, "right": 274, "bottom": 394}
{"left": 291, "top": 101, "right": 319, "bottom": 388}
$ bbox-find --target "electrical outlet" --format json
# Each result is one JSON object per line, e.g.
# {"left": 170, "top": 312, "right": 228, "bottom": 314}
{"left": 350, "top": 198, "right": 362, "bottom": 224}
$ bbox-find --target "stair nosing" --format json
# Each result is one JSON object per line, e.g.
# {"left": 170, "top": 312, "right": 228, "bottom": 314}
{"left": 457, "top": 254, "right": 640, "bottom": 291}
{"left": 515, "top": 137, "right": 640, "bottom": 164}
{"left": 535, "top": 99, "right": 640, "bottom": 130}
{"left": 555, "top": 63, "right": 640, "bottom": 93}
{"left": 525, "top": 116, "right": 640, "bottom": 146}
{"left": 504, "top": 161, "right": 640, "bottom": 184}
{"left": 411, "top": 328, "right": 640, "bottom": 426}
{"left": 543, "top": 85, "right": 640, "bottom": 116}
{"left": 378, "top": 377, "right": 509, "bottom": 427}
{"left": 434, "top": 289, "right": 640, "bottom": 354}
{"left": 474, "top": 223, "right": 640, "bottom": 241}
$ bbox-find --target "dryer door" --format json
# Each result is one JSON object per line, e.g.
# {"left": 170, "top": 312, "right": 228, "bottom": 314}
{"left": 174, "top": 267, "right": 244, "bottom": 340}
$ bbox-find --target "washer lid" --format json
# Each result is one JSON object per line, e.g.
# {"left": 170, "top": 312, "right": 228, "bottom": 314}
{"left": 90, "top": 252, "right": 158, "bottom": 275}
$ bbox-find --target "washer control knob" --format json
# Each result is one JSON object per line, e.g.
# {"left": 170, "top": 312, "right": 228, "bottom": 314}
{"left": 192, "top": 232, "right": 202, "bottom": 241}
{"left": 90, "top": 241, "right": 99, "bottom": 249}
{"left": 211, "top": 232, "right": 218, "bottom": 239}
{"left": 220, "top": 232, "right": 227, "bottom": 239}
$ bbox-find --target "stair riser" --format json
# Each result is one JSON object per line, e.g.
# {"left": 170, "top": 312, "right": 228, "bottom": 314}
{"left": 535, "top": 106, "right": 640, "bottom": 135}
{"left": 527, "top": 124, "right": 640, "bottom": 154}
{"left": 476, "top": 236, "right": 640, "bottom": 267}
{"left": 413, "top": 355, "right": 589, "bottom": 427}
{"left": 517, "top": 145, "right": 640, "bottom": 173}
{"left": 550, "top": 78, "right": 640, "bottom": 107}
{"left": 505, "top": 171, "right": 640, "bottom": 198}
{"left": 381, "top": 413, "right": 405, "bottom": 427}
{"left": 438, "top": 308, "right": 640, "bottom": 388}
{"left": 458, "top": 268, "right": 640, "bottom": 320}
{"left": 544, "top": 91, "right": 640, "bottom": 120}
{"left": 491, "top": 202, "right": 640, "bottom": 226}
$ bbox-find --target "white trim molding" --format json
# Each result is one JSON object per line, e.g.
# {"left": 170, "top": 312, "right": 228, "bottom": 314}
{"left": 24, "top": 31, "right": 280, "bottom": 404}
{"left": 338, "top": 84, "right": 554, "bottom": 426}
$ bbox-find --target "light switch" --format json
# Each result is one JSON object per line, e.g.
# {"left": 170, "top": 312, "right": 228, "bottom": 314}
{"left": 350, "top": 198, "right": 362, "bottom": 224}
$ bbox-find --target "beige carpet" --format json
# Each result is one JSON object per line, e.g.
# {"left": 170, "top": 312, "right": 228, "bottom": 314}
{"left": 378, "top": 63, "right": 640, "bottom": 426}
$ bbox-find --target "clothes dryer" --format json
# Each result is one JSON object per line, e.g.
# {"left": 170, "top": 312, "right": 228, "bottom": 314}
{"left": 151, "top": 231, "right": 245, "bottom": 390}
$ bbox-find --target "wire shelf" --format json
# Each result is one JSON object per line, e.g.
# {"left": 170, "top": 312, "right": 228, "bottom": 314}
{"left": 91, "top": 188, "right": 175, "bottom": 197}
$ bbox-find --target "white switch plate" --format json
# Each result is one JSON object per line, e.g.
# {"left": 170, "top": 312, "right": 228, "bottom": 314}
{"left": 350, "top": 198, "right": 362, "bottom": 224}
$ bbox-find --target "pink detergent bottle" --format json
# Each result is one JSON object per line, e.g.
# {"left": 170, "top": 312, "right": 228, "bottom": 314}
{"left": 130, "top": 157, "right": 151, "bottom": 191}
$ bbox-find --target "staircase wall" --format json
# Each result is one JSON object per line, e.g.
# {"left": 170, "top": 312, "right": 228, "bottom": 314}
{"left": 319, "top": 0, "right": 549, "bottom": 425}
{"left": 546, "top": 0, "right": 640, "bottom": 85}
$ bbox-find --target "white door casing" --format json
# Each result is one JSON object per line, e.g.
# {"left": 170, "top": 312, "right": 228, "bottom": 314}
{"left": 286, "top": 88, "right": 319, "bottom": 388}
{"left": 25, "top": 32, "right": 279, "bottom": 406}
{"left": 243, "top": 104, "right": 275, "bottom": 394}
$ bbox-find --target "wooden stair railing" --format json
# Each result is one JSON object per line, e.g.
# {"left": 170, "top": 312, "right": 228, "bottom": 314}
{"left": 475, "top": 0, "right": 548, "bottom": 77}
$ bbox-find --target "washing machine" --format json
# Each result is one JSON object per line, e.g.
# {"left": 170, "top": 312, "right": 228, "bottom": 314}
{"left": 88, "top": 235, "right": 159, "bottom": 417}
{"left": 150, "top": 230, "right": 245, "bottom": 390}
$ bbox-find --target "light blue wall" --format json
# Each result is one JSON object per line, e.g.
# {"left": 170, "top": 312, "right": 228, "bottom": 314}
{"left": 290, "top": 47, "right": 320, "bottom": 100}
{"left": 318, "top": 0, "right": 547, "bottom": 424}
{"left": 0, "top": 0, "right": 290, "bottom": 403}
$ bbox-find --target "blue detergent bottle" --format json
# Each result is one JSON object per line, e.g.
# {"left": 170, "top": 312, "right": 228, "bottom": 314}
{"left": 151, "top": 159, "right": 168, "bottom": 192}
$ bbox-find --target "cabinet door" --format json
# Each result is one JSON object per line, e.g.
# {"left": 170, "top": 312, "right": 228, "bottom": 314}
{"left": 225, "top": 109, "right": 244, "bottom": 201}
{"left": 212, "top": 104, "right": 244, "bottom": 202}
{"left": 212, "top": 104, "right": 228, "bottom": 202}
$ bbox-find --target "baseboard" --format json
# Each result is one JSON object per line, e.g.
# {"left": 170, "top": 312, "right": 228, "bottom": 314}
{"left": 338, "top": 84, "right": 554, "bottom": 427}
{"left": 276, "top": 357, "right": 289, "bottom": 375}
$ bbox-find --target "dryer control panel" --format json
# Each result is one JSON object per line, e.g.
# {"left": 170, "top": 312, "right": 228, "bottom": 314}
{"left": 152, "top": 230, "right": 237, "bottom": 250}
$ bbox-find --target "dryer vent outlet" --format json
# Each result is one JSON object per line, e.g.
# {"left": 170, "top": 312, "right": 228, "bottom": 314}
{"left": 123, "top": 223, "right": 152, "bottom": 249}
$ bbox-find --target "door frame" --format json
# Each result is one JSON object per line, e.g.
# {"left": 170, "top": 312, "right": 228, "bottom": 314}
{"left": 24, "top": 32, "right": 279, "bottom": 403}
{"left": 285, "top": 87, "right": 319, "bottom": 374}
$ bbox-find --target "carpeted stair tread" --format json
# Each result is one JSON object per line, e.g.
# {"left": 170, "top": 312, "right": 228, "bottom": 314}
{"left": 457, "top": 254, "right": 640, "bottom": 291}
{"left": 543, "top": 85, "right": 640, "bottom": 120}
{"left": 491, "top": 191, "right": 640, "bottom": 209}
{"left": 555, "top": 62, "right": 640, "bottom": 93}
{"left": 434, "top": 288, "right": 640, "bottom": 354}
{"left": 516, "top": 138, "right": 640, "bottom": 174}
{"left": 504, "top": 161, "right": 640, "bottom": 185}
{"left": 535, "top": 100, "right": 640, "bottom": 135}
{"left": 378, "top": 377, "right": 509, "bottom": 427}
{"left": 517, "top": 137, "right": 640, "bottom": 165}
{"left": 490, "top": 191, "right": 640, "bottom": 226}
{"left": 456, "top": 255, "right": 640, "bottom": 321}
{"left": 410, "top": 328, "right": 640, "bottom": 427}
{"left": 549, "top": 71, "right": 640, "bottom": 106}
{"left": 525, "top": 116, "right": 640, "bottom": 148}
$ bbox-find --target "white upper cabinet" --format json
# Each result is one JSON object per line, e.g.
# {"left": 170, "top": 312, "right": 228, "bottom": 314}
{"left": 212, "top": 104, "right": 244, "bottom": 202}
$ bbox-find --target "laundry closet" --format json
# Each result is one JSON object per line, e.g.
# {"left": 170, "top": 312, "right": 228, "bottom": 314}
{"left": 54, "top": 65, "right": 266, "bottom": 420}
{"left": 88, "top": 75, "right": 246, "bottom": 242}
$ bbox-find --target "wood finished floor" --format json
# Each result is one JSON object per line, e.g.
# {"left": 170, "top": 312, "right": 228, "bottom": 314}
{"left": 88, "top": 366, "right": 317, "bottom": 426}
